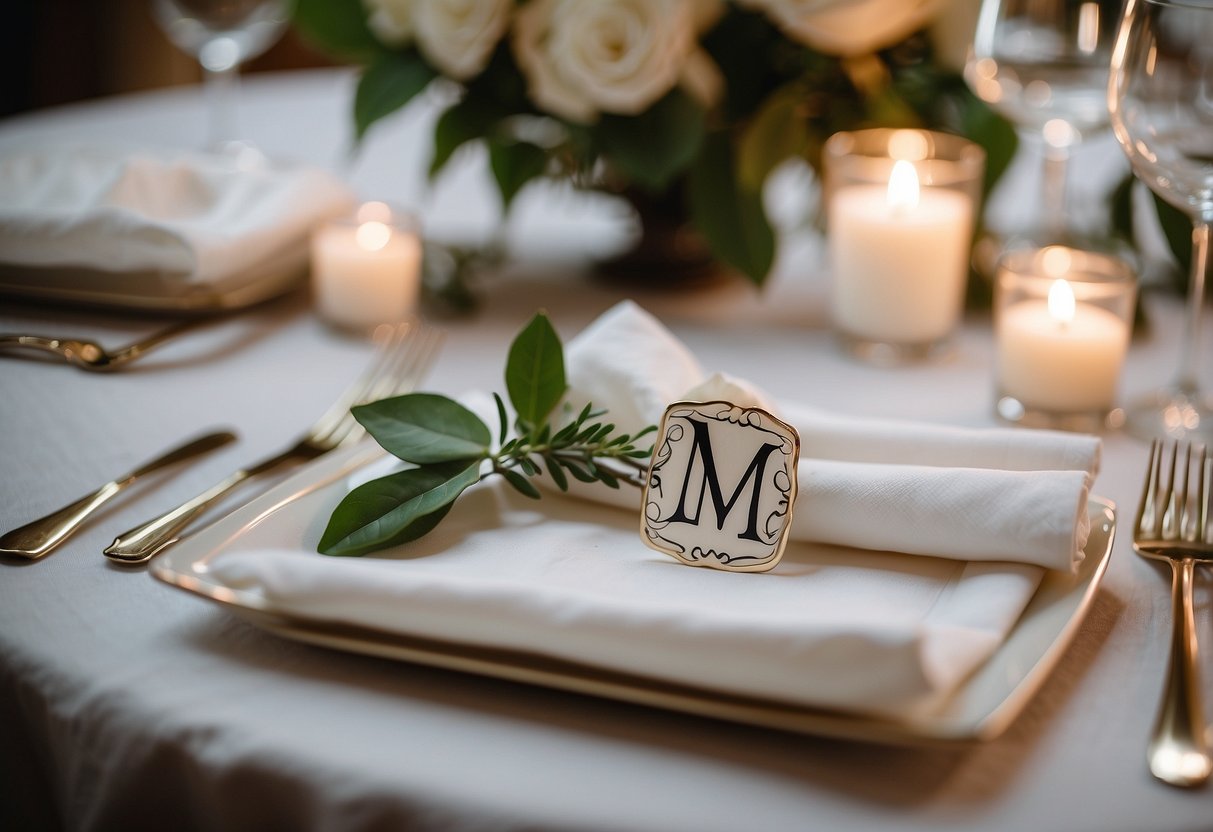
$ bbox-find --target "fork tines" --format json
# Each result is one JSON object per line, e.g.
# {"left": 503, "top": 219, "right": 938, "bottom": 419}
{"left": 1138, "top": 440, "right": 1211, "bottom": 545}
{"left": 310, "top": 320, "right": 444, "bottom": 448}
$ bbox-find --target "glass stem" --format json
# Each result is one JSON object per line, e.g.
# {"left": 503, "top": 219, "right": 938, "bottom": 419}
{"left": 1175, "top": 221, "right": 1210, "bottom": 396}
{"left": 1041, "top": 141, "right": 1070, "bottom": 240}
{"left": 204, "top": 64, "right": 239, "bottom": 151}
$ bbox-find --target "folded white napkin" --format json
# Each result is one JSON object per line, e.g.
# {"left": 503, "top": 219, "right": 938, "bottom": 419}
{"left": 206, "top": 302, "right": 1104, "bottom": 718}
{"left": 560, "top": 301, "right": 1099, "bottom": 572}
{"left": 0, "top": 145, "right": 355, "bottom": 286}
{"left": 210, "top": 467, "right": 1048, "bottom": 717}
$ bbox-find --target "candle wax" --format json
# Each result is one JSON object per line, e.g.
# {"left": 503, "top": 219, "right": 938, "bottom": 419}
{"left": 830, "top": 185, "right": 972, "bottom": 344}
{"left": 997, "top": 300, "right": 1129, "bottom": 412}
{"left": 311, "top": 222, "right": 422, "bottom": 329}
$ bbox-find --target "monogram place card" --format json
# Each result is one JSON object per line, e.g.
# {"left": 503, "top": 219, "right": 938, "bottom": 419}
{"left": 640, "top": 401, "right": 800, "bottom": 573}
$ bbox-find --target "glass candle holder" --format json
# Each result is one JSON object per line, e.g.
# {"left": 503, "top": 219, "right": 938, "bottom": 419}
{"left": 994, "top": 245, "right": 1137, "bottom": 431}
{"left": 824, "top": 128, "right": 985, "bottom": 364}
{"left": 310, "top": 201, "right": 423, "bottom": 332}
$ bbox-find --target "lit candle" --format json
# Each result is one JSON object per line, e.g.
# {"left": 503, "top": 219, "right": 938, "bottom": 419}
{"left": 829, "top": 153, "right": 975, "bottom": 347}
{"left": 996, "top": 247, "right": 1133, "bottom": 415}
{"left": 310, "top": 202, "right": 422, "bottom": 330}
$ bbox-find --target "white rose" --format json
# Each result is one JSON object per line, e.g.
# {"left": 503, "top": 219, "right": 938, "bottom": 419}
{"left": 363, "top": 0, "right": 415, "bottom": 46}
{"left": 741, "top": 0, "right": 945, "bottom": 57}
{"left": 414, "top": 0, "right": 512, "bottom": 81}
{"left": 513, "top": 0, "right": 719, "bottom": 123}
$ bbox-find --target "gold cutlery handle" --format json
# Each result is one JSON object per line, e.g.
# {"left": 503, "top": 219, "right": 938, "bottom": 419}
{"left": 103, "top": 469, "right": 253, "bottom": 563}
{"left": 1148, "top": 558, "right": 1212, "bottom": 787}
{"left": 0, "top": 334, "right": 86, "bottom": 360}
{"left": 0, "top": 482, "right": 122, "bottom": 559}
{"left": 104, "top": 443, "right": 308, "bottom": 563}
{"left": 0, "top": 430, "right": 236, "bottom": 560}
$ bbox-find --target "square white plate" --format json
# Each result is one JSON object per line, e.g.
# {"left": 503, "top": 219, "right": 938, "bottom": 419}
{"left": 152, "top": 443, "right": 1115, "bottom": 745}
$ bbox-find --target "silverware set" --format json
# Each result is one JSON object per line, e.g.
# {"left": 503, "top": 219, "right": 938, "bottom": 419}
{"left": 1133, "top": 440, "right": 1212, "bottom": 788}
{"left": 1, "top": 319, "right": 440, "bottom": 564}
{"left": 8, "top": 311, "right": 1213, "bottom": 788}
{"left": 105, "top": 321, "right": 442, "bottom": 564}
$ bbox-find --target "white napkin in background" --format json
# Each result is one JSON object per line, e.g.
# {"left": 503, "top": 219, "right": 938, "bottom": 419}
{"left": 208, "top": 301, "right": 1106, "bottom": 718}
{"left": 0, "top": 146, "right": 355, "bottom": 286}
{"left": 560, "top": 300, "right": 1098, "bottom": 572}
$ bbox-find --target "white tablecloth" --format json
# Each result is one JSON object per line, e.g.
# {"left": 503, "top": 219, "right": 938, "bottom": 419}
{"left": 1, "top": 70, "right": 1212, "bottom": 832}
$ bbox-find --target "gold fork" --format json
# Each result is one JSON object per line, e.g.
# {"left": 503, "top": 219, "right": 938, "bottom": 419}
{"left": 0, "top": 317, "right": 205, "bottom": 372}
{"left": 103, "top": 321, "right": 443, "bottom": 565}
{"left": 1133, "top": 439, "right": 1212, "bottom": 788}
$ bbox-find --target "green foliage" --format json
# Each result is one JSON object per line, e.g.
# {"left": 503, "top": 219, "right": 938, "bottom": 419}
{"left": 318, "top": 313, "right": 656, "bottom": 557}
{"left": 353, "top": 50, "right": 436, "bottom": 141}
{"left": 505, "top": 312, "right": 566, "bottom": 431}
{"left": 689, "top": 132, "right": 776, "bottom": 286}
{"left": 1107, "top": 173, "right": 1193, "bottom": 294}
{"left": 596, "top": 89, "right": 707, "bottom": 193}
{"left": 430, "top": 98, "right": 501, "bottom": 179}
{"left": 488, "top": 138, "right": 550, "bottom": 209}
{"left": 318, "top": 461, "right": 480, "bottom": 557}
{"left": 292, "top": 0, "right": 382, "bottom": 63}
{"left": 737, "top": 84, "right": 809, "bottom": 192}
{"left": 352, "top": 394, "right": 490, "bottom": 464}
{"left": 1152, "top": 193, "right": 1193, "bottom": 278}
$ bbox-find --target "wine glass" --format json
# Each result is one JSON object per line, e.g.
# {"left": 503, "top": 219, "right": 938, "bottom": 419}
{"left": 965, "top": 0, "right": 1122, "bottom": 243}
{"left": 152, "top": 0, "right": 291, "bottom": 159}
{"left": 1109, "top": 0, "right": 1213, "bottom": 441}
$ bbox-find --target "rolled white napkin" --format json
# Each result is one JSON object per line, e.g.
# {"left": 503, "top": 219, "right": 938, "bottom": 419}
{"left": 560, "top": 301, "right": 1099, "bottom": 572}
{"left": 0, "top": 145, "right": 355, "bottom": 287}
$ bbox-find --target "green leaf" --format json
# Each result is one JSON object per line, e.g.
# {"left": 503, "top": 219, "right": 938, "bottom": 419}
{"left": 1110, "top": 173, "right": 1136, "bottom": 243}
{"left": 559, "top": 458, "right": 598, "bottom": 483}
{"left": 292, "top": 0, "right": 382, "bottom": 63}
{"left": 596, "top": 89, "right": 706, "bottom": 192}
{"left": 430, "top": 97, "right": 499, "bottom": 180}
{"left": 1153, "top": 193, "right": 1194, "bottom": 278}
{"left": 487, "top": 138, "right": 549, "bottom": 209}
{"left": 318, "top": 461, "right": 481, "bottom": 556}
{"left": 353, "top": 393, "right": 491, "bottom": 464}
{"left": 492, "top": 392, "right": 509, "bottom": 446}
{"left": 501, "top": 468, "right": 541, "bottom": 499}
{"left": 505, "top": 312, "right": 567, "bottom": 430}
{"left": 737, "top": 85, "right": 808, "bottom": 192}
{"left": 957, "top": 90, "right": 1018, "bottom": 201}
{"left": 688, "top": 131, "right": 776, "bottom": 286}
{"left": 354, "top": 51, "right": 437, "bottom": 141}
{"left": 542, "top": 455, "right": 569, "bottom": 491}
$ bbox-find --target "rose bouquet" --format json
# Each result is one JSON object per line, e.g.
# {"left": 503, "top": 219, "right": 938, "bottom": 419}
{"left": 292, "top": 0, "right": 1017, "bottom": 288}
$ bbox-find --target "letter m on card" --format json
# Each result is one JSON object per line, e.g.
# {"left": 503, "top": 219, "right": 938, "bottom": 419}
{"left": 641, "top": 401, "right": 800, "bottom": 573}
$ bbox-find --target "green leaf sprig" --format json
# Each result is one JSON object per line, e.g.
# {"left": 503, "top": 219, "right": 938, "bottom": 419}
{"left": 318, "top": 313, "right": 655, "bottom": 557}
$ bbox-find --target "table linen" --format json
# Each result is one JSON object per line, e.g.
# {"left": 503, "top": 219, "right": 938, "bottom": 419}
{"left": 1, "top": 70, "right": 1211, "bottom": 832}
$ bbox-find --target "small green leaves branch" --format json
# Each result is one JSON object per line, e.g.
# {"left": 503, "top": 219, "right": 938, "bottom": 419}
{"left": 318, "top": 313, "right": 655, "bottom": 557}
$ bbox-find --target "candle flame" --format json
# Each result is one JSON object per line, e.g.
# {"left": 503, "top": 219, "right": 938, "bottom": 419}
{"left": 887, "top": 160, "right": 919, "bottom": 211}
{"left": 355, "top": 220, "right": 392, "bottom": 252}
{"left": 1048, "top": 279, "right": 1076, "bottom": 324}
